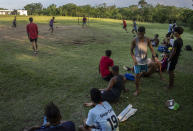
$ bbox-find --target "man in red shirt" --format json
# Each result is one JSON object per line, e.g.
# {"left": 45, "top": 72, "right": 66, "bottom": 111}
{"left": 123, "top": 19, "right": 128, "bottom": 33}
{"left": 26, "top": 17, "right": 38, "bottom": 55}
{"left": 99, "top": 50, "right": 114, "bottom": 81}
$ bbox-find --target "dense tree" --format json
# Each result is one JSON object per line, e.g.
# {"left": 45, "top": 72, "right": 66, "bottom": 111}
{"left": 24, "top": 3, "right": 43, "bottom": 15}
{"left": 22, "top": 1, "right": 193, "bottom": 29}
{"left": 138, "top": 0, "right": 148, "bottom": 8}
{"left": 0, "top": 8, "right": 7, "bottom": 10}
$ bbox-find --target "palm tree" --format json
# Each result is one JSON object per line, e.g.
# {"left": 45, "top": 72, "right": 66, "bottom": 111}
{"left": 138, "top": 0, "right": 148, "bottom": 8}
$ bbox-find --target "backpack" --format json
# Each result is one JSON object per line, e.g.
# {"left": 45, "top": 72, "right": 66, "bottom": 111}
{"left": 124, "top": 73, "right": 135, "bottom": 81}
{"left": 158, "top": 45, "right": 169, "bottom": 53}
{"left": 185, "top": 45, "right": 192, "bottom": 51}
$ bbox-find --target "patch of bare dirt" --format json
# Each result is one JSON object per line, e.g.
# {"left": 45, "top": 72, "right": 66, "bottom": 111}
{"left": 0, "top": 24, "right": 110, "bottom": 46}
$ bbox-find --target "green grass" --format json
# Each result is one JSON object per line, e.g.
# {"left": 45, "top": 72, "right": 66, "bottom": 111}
{"left": 0, "top": 16, "right": 193, "bottom": 131}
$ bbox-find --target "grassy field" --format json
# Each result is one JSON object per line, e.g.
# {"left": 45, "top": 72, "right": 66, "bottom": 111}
{"left": 0, "top": 16, "right": 193, "bottom": 131}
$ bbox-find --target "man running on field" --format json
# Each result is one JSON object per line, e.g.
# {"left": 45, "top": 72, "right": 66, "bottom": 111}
{"left": 82, "top": 16, "right": 87, "bottom": 28}
{"left": 122, "top": 19, "right": 128, "bottom": 33}
{"left": 26, "top": 17, "right": 39, "bottom": 55}
{"left": 132, "top": 19, "right": 138, "bottom": 37}
{"left": 49, "top": 17, "right": 55, "bottom": 33}
{"left": 12, "top": 16, "right": 17, "bottom": 28}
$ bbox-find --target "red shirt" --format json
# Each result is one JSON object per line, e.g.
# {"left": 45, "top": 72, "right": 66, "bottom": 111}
{"left": 123, "top": 20, "right": 127, "bottom": 26}
{"left": 26, "top": 23, "right": 38, "bottom": 39}
{"left": 99, "top": 56, "right": 114, "bottom": 77}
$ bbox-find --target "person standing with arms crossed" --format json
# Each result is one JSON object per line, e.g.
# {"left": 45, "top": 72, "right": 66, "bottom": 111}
{"left": 130, "top": 26, "right": 156, "bottom": 96}
{"left": 167, "top": 27, "right": 184, "bottom": 89}
{"left": 26, "top": 17, "right": 39, "bottom": 55}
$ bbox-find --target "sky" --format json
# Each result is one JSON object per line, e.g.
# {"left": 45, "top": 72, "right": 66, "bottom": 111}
{"left": 0, "top": 0, "right": 192, "bottom": 9}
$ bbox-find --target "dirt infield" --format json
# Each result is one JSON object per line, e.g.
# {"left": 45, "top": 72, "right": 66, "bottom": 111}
{"left": 0, "top": 24, "right": 110, "bottom": 46}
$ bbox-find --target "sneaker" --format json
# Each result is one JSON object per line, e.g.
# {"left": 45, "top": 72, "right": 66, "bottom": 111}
{"left": 123, "top": 66, "right": 131, "bottom": 71}
{"left": 123, "top": 65, "right": 128, "bottom": 71}
{"left": 33, "top": 51, "right": 38, "bottom": 55}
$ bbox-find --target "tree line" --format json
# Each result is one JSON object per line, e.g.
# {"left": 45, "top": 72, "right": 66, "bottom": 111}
{"left": 21, "top": 0, "right": 192, "bottom": 29}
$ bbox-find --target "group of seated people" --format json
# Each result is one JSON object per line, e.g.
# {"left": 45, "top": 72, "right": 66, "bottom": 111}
{"left": 161, "top": 33, "right": 175, "bottom": 48}
{"left": 25, "top": 50, "right": 126, "bottom": 131}
{"left": 25, "top": 88, "right": 120, "bottom": 131}
{"left": 24, "top": 23, "right": 184, "bottom": 131}
{"left": 25, "top": 48, "right": 169, "bottom": 131}
{"left": 151, "top": 34, "right": 160, "bottom": 47}
{"left": 151, "top": 32, "right": 175, "bottom": 49}
{"left": 24, "top": 102, "right": 76, "bottom": 131}
{"left": 150, "top": 33, "right": 174, "bottom": 72}
{"left": 25, "top": 87, "right": 122, "bottom": 131}
{"left": 25, "top": 43, "right": 171, "bottom": 131}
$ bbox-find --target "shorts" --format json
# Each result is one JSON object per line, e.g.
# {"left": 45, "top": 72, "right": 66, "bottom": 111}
{"left": 103, "top": 73, "right": 113, "bottom": 81}
{"left": 30, "top": 38, "right": 38, "bottom": 42}
{"left": 50, "top": 24, "right": 53, "bottom": 28}
{"left": 132, "top": 27, "right": 137, "bottom": 32}
{"left": 167, "top": 61, "right": 177, "bottom": 71}
{"left": 123, "top": 25, "right": 127, "bottom": 29}
{"left": 134, "top": 64, "right": 148, "bottom": 74}
{"left": 13, "top": 22, "right": 16, "bottom": 27}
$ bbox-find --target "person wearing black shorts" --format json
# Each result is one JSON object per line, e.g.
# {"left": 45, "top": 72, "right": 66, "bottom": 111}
{"left": 82, "top": 16, "right": 87, "bottom": 28}
{"left": 167, "top": 27, "right": 184, "bottom": 89}
{"left": 49, "top": 17, "right": 55, "bottom": 33}
{"left": 30, "top": 38, "right": 37, "bottom": 43}
{"left": 84, "top": 66, "right": 128, "bottom": 106}
{"left": 26, "top": 17, "right": 39, "bottom": 55}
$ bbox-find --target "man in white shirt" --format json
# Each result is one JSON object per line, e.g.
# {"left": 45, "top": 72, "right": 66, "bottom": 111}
{"left": 79, "top": 88, "right": 119, "bottom": 131}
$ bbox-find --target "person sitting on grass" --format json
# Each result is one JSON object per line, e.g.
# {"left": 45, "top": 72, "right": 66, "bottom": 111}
{"left": 169, "top": 35, "right": 175, "bottom": 47}
{"left": 151, "top": 34, "right": 160, "bottom": 47}
{"left": 24, "top": 102, "right": 75, "bottom": 131}
{"left": 141, "top": 54, "right": 163, "bottom": 80}
{"left": 124, "top": 54, "right": 163, "bottom": 80}
{"left": 99, "top": 50, "right": 114, "bottom": 81}
{"left": 86, "top": 66, "right": 128, "bottom": 106}
{"left": 161, "top": 53, "right": 169, "bottom": 72}
{"left": 161, "top": 33, "right": 171, "bottom": 47}
{"left": 79, "top": 88, "right": 119, "bottom": 131}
